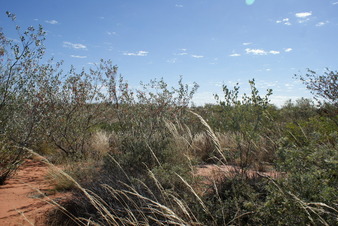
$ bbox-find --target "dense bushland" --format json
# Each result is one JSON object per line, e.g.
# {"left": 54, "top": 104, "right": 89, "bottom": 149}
{"left": 1, "top": 13, "right": 337, "bottom": 225}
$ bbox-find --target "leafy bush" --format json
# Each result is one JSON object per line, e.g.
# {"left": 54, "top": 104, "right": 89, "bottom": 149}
{"left": 214, "top": 79, "right": 276, "bottom": 169}
{"left": 0, "top": 140, "right": 26, "bottom": 185}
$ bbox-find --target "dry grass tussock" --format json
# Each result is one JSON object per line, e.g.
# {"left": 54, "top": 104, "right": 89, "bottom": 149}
{"left": 88, "top": 131, "right": 120, "bottom": 160}
{"left": 21, "top": 147, "right": 209, "bottom": 225}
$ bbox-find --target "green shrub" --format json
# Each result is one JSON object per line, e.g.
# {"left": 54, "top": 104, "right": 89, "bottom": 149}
{"left": 214, "top": 79, "right": 277, "bottom": 168}
{"left": 0, "top": 141, "right": 26, "bottom": 185}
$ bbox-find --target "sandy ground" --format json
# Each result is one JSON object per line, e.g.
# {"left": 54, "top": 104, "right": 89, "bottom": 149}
{"left": 194, "top": 164, "right": 283, "bottom": 195}
{"left": 0, "top": 159, "right": 70, "bottom": 226}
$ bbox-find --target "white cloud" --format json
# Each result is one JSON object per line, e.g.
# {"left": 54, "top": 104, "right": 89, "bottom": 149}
{"left": 167, "top": 58, "right": 177, "bottom": 63}
{"left": 285, "top": 48, "right": 293, "bottom": 52}
{"left": 242, "top": 42, "right": 252, "bottom": 46}
{"left": 269, "top": 95, "right": 300, "bottom": 107}
{"left": 192, "top": 91, "right": 217, "bottom": 106}
{"left": 175, "top": 4, "right": 183, "bottom": 8}
{"left": 298, "top": 18, "right": 310, "bottom": 23}
{"left": 191, "top": 55, "right": 204, "bottom": 58}
{"left": 316, "top": 21, "right": 329, "bottom": 27}
{"left": 177, "top": 52, "right": 188, "bottom": 56}
{"left": 332, "top": 2, "right": 338, "bottom": 5}
{"left": 245, "top": 48, "right": 267, "bottom": 55}
{"left": 295, "top": 12, "right": 312, "bottom": 18}
{"left": 180, "top": 48, "right": 187, "bottom": 51}
{"left": 45, "top": 20, "right": 58, "bottom": 24}
{"left": 229, "top": 53, "right": 241, "bottom": 57}
{"left": 295, "top": 12, "right": 312, "bottom": 23}
{"left": 245, "top": 48, "right": 283, "bottom": 55}
{"left": 255, "top": 80, "right": 278, "bottom": 88}
{"left": 63, "top": 41, "right": 87, "bottom": 50}
{"left": 269, "top": 50, "right": 280, "bottom": 55}
{"left": 106, "top": 31, "right": 117, "bottom": 35}
{"left": 276, "top": 18, "right": 291, "bottom": 25}
{"left": 123, "top": 50, "right": 149, "bottom": 56}
{"left": 70, "top": 55, "right": 87, "bottom": 59}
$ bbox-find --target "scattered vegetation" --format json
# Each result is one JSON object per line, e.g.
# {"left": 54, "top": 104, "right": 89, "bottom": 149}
{"left": 1, "top": 13, "right": 337, "bottom": 225}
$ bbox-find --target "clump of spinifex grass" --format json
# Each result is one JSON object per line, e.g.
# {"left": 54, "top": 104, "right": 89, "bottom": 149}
{"left": 21, "top": 147, "right": 207, "bottom": 225}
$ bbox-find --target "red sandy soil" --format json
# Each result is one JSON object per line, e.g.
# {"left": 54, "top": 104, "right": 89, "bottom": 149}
{"left": 195, "top": 164, "right": 281, "bottom": 179}
{"left": 0, "top": 159, "right": 70, "bottom": 226}
{"left": 195, "top": 164, "right": 283, "bottom": 194}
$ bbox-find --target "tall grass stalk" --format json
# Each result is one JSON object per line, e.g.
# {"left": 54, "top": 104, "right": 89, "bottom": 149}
{"left": 189, "top": 111, "right": 227, "bottom": 163}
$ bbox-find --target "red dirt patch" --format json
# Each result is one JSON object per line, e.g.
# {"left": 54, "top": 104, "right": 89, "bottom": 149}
{"left": 0, "top": 159, "right": 70, "bottom": 226}
{"left": 194, "top": 164, "right": 283, "bottom": 194}
{"left": 195, "top": 164, "right": 282, "bottom": 179}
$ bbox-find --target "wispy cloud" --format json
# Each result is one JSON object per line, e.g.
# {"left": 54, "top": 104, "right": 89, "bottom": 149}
{"left": 255, "top": 80, "right": 278, "bottom": 88}
{"left": 332, "top": 2, "right": 338, "bottom": 5}
{"left": 276, "top": 18, "right": 291, "bottom": 25}
{"left": 63, "top": 41, "right": 87, "bottom": 49}
{"left": 167, "top": 58, "right": 177, "bottom": 63}
{"left": 123, "top": 50, "right": 149, "bottom": 56}
{"left": 191, "top": 55, "right": 204, "bottom": 58}
{"left": 245, "top": 48, "right": 267, "bottom": 55}
{"left": 70, "top": 55, "right": 87, "bottom": 59}
{"left": 295, "top": 12, "right": 312, "bottom": 18}
{"left": 285, "top": 48, "right": 293, "bottom": 52}
{"left": 177, "top": 52, "right": 188, "bottom": 56}
{"left": 175, "top": 49, "right": 188, "bottom": 56}
{"left": 242, "top": 42, "right": 252, "bottom": 46}
{"left": 106, "top": 31, "right": 117, "bottom": 35}
{"left": 316, "top": 21, "right": 329, "bottom": 27}
{"left": 269, "top": 50, "right": 280, "bottom": 55}
{"left": 45, "top": 20, "right": 58, "bottom": 24}
{"left": 229, "top": 53, "right": 241, "bottom": 57}
{"left": 175, "top": 4, "right": 183, "bottom": 8}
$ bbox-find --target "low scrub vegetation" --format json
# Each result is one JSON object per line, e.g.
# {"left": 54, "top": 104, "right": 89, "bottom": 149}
{"left": 1, "top": 13, "right": 337, "bottom": 225}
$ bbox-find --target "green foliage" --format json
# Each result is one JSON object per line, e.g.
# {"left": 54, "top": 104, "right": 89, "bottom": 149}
{"left": 0, "top": 12, "right": 48, "bottom": 183}
{"left": 276, "top": 144, "right": 337, "bottom": 202}
{"left": 0, "top": 12, "right": 47, "bottom": 146}
{"left": 105, "top": 76, "right": 199, "bottom": 174}
{"left": 295, "top": 68, "right": 338, "bottom": 107}
{"left": 201, "top": 176, "right": 268, "bottom": 225}
{"left": 284, "top": 114, "right": 338, "bottom": 147}
{"left": 0, "top": 140, "right": 25, "bottom": 185}
{"left": 214, "top": 79, "right": 276, "bottom": 168}
{"left": 214, "top": 79, "right": 272, "bottom": 133}
{"left": 295, "top": 68, "right": 338, "bottom": 126}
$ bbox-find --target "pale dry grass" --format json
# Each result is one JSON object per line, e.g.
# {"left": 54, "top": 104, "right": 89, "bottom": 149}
{"left": 90, "top": 131, "right": 110, "bottom": 157}
{"left": 87, "top": 130, "right": 120, "bottom": 160}
{"left": 20, "top": 146, "right": 208, "bottom": 225}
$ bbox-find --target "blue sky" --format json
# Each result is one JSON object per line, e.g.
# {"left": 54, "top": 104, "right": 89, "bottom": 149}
{"left": 1, "top": 0, "right": 338, "bottom": 106}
